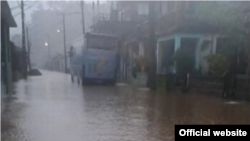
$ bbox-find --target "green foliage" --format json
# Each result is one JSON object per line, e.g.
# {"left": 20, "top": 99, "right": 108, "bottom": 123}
{"left": 206, "top": 54, "right": 228, "bottom": 75}
{"left": 194, "top": 2, "right": 250, "bottom": 74}
{"left": 174, "top": 47, "right": 195, "bottom": 74}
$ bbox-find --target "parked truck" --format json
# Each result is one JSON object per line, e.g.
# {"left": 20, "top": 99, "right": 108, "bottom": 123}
{"left": 70, "top": 32, "right": 119, "bottom": 85}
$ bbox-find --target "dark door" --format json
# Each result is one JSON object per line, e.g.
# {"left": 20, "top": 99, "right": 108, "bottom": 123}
{"left": 180, "top": 38, "right": 197, "bottom": 73}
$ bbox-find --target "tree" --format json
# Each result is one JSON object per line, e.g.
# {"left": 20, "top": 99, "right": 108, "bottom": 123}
{"left": 194, "top": 1, "right": 250, "bottom": 74}
{"left": 194, "top": 2, "right": 243, "bottom": 34}
{"left": 206, "top": 54, "right": 228, "bottom": 75}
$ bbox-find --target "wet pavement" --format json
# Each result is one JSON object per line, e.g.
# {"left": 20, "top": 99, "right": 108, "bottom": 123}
{"left": 2, "top": 70, "right": 250, "bottom": 141}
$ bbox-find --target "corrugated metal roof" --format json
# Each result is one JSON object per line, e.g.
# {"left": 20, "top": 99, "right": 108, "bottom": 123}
{"left": 1, "top": 1, "right": 17, "bottom": 27}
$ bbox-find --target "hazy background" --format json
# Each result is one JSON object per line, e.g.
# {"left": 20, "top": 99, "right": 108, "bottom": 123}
{"left": 8, "top": 0, "right": 107, "bottom": 35}
{"left": 8, "top": 0, "right": 110, "bottom": 68}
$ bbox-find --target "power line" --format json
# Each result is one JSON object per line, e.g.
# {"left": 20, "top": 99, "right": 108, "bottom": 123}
{"left": 28, "top": 12, "right": 81, "bottom": 33}
{"left": 29, "top": 20, "right": 63, "bottom": 37}
{"left": 80, "top": 0, "right": 85, "bottom": 35}
{"left": 24, "top": 1, "right": 35, "bottom": 6}
{"left": 12, "top": 1, "right": 38, "bottom": 10}
{"left": 11, "top": 5, "right": 20, "bottom": 10}
{"left": 21, "top": 0, "right": 27, "bottom": 79}
{"left": 25, "top": 13, "right": 73, "bottom": 37}
{"left": 16, "top": 1, "right": 21, "bottom": 9}
{"left": 11, "top": 0, "right": 42, "bottom": 14}
{"left": 13, "top": 2, "right": 39, "bottom": 17}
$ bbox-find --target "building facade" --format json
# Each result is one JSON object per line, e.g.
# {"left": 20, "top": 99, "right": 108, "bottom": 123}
{"left": 1, "top": 1, "right": 17, "bottom": 99}
{"left": 91, "top": 1, "right": 249, "bottom": 88}
{"left": 155, "top": 1, "right": 250, "bottom": 90}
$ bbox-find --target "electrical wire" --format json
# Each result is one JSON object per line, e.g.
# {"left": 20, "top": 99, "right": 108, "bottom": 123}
{"left": 12, "top": 1, "right": 39, "bottom": 10}
{"left": 14, "top": 2, "right": 90, "bottom": 41}
{"left": 13, "top": 2, "right": 39, "bottom": 17}
{"left": 11, "top": 5, "right": 20, "bottom": 10}
{"left": 10, "top": 0, "right": 32, "bottom": 10}
{"left": 16, "top": 0, "right": 21, "bottom": 9}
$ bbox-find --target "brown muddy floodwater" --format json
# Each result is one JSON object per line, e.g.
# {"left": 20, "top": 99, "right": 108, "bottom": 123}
{"left": 2, "top": 71, "right": 250, "bottom": 141}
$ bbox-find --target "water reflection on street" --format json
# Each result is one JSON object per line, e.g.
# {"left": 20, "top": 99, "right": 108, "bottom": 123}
{"left": 2, "top": 71, "right": 250, "bottom": 141}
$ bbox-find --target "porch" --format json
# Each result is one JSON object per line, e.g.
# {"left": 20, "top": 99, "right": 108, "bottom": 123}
{"left": 156, "top": 33, "right": 222, "bottom": 90}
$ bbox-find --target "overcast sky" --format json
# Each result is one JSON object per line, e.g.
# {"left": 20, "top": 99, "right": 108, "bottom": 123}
{"left": 8, "top": 0, "right": 107, "bottom": 37}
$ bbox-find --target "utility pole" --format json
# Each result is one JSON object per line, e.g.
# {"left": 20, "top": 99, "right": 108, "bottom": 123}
{"left": 47, "top": 34, "right": 51, "bottom": 61}
{"left": 147, "top": 1, "right": 157, "bottom": 90}
{"left": 80, "top": 0, "right": 85, "bottom": 35}
{"left": 21, "top": 0, "right": 27, "bottom": 79}
{"left": 57, "top": 12, "right": 81, "bottom": 73}
{"left": 26, "top": 27, "right": 31, "bottom": 71}
{"left": 62, "top": 14, "right": 67, "bottom": 73}
{"left": 44, "top": 34, "right": 50, "bottom": 70}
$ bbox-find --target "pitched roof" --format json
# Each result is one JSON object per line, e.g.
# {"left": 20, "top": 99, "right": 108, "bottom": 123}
{"left": 1, "top": 1, "right": 17, "bottom": 27}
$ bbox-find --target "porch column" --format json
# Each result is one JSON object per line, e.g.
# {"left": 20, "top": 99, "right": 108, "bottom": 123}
{"left": 174, "top": 36, "right": 181, "bottom": 73}
{"left": 174, "top": 36, "right": 181, "bottom": 52}
{"left": 156, "top": 41, "right": 160, "bottom": 74}
{"left": 195, "top": 39, "right": 202, "bottom": 70}
{"left": 211, "top": 36, "right": 217, "bottom": 54}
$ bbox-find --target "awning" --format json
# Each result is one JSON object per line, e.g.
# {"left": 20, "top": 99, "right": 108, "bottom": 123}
{"left": 0, "top": 0, "right": 17, "bottom": 27}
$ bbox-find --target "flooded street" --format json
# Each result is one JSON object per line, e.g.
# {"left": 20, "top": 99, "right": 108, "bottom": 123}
{"left": 2, "top": 71, "right": 250, "bottom": 141}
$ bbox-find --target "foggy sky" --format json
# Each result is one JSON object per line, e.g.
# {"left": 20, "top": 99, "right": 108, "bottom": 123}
{"left": 7, "top": 0, "right": 106, "bottom": 36}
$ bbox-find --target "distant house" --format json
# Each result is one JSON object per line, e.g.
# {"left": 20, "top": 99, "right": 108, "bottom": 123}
{"left": 1, "top": 1, "right": 17, "bottom": 98}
